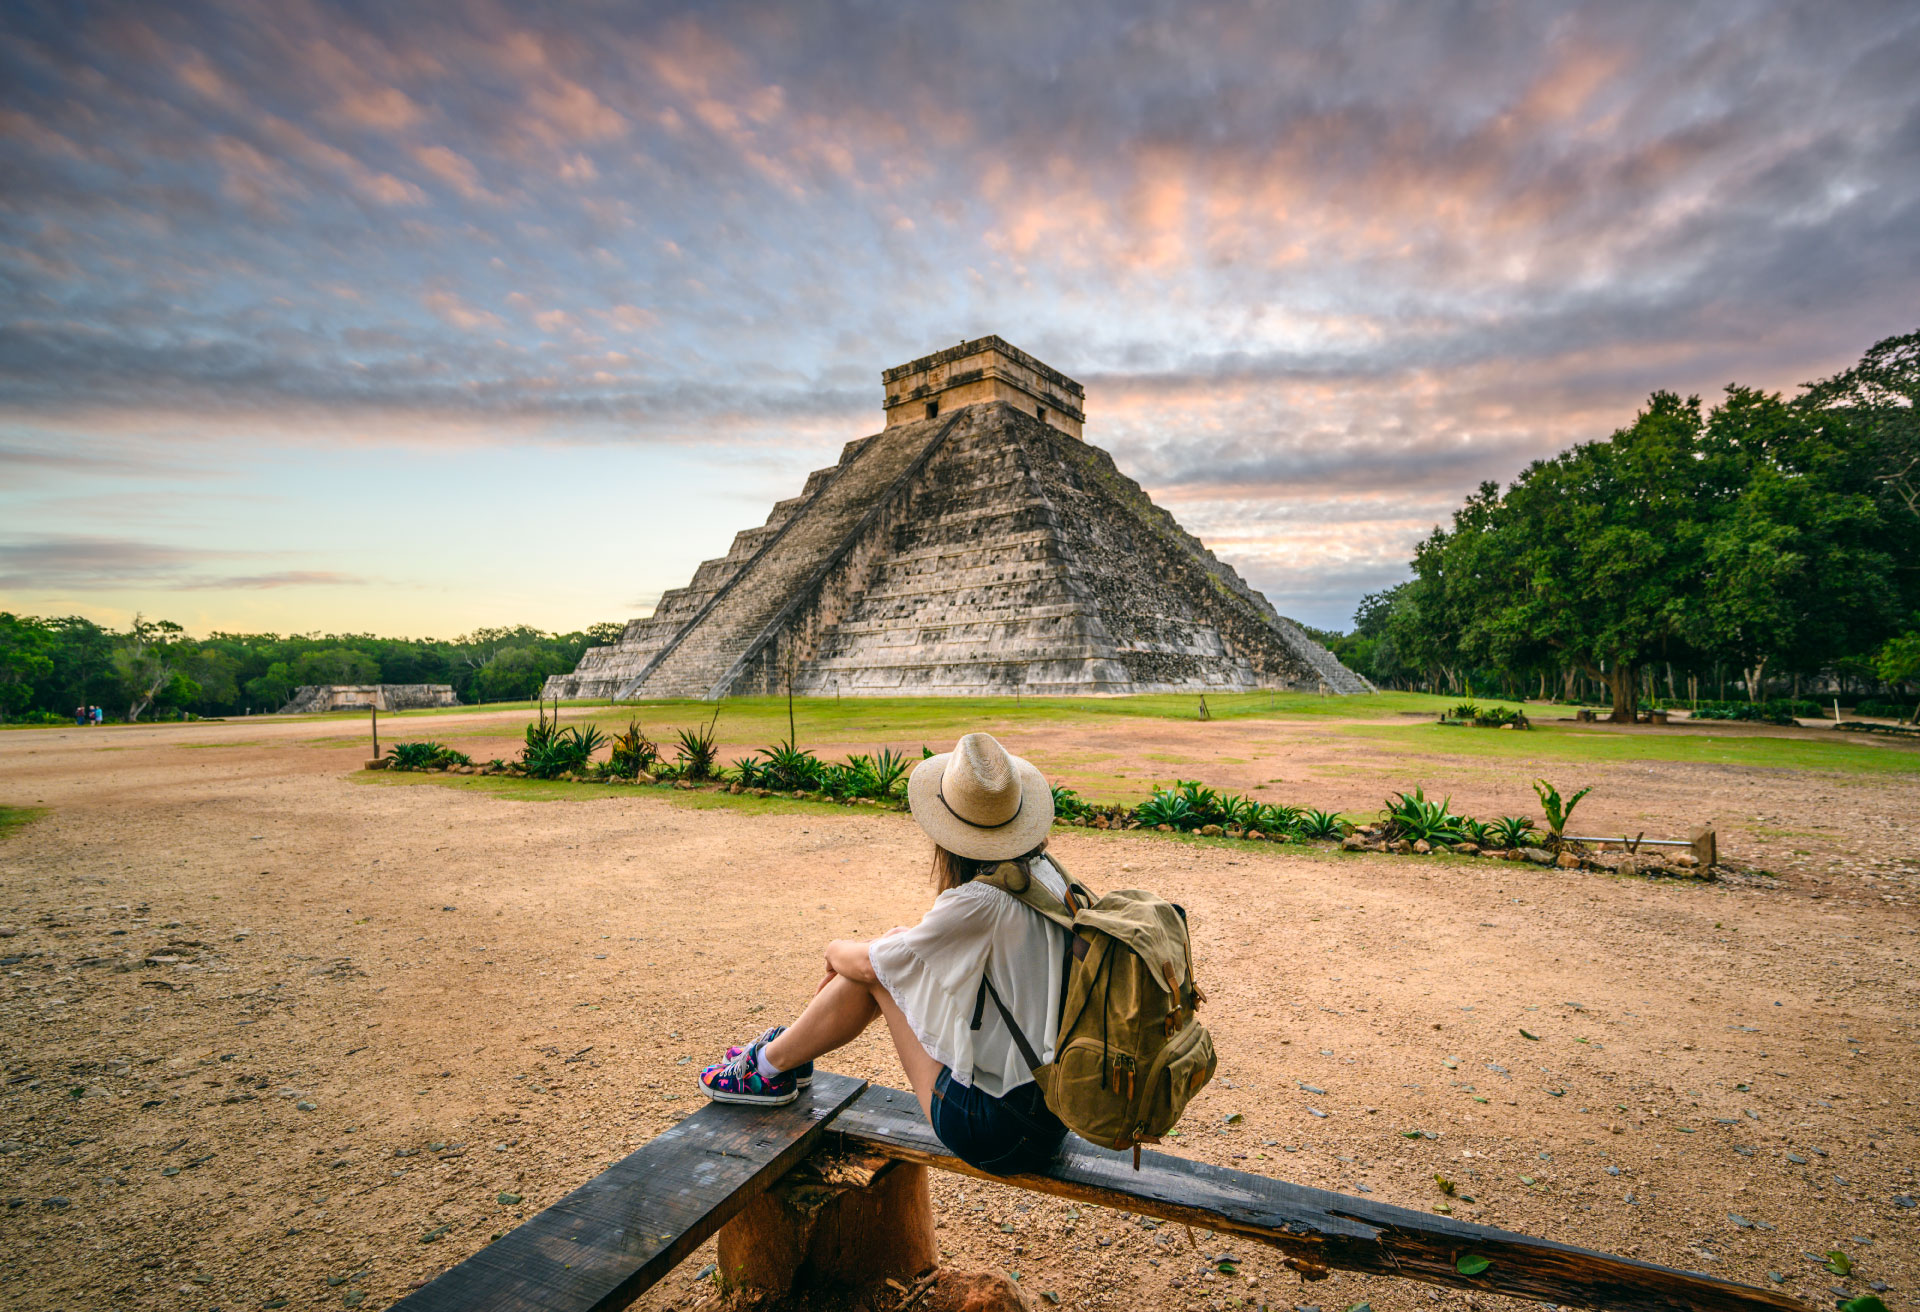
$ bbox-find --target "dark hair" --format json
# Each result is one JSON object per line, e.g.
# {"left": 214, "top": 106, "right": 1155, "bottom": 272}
{"left": 931, "top": 840, "right": 1049, "bottom": 894}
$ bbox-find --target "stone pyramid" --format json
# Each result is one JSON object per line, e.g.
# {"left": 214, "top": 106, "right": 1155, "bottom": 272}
{"left": 544, "top": 337, "right": 1370, "bottom": 700}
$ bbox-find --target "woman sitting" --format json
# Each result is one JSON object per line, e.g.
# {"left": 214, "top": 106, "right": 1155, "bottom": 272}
{"left": 698, "top": 732, "right": 1069, "bottom": 1177}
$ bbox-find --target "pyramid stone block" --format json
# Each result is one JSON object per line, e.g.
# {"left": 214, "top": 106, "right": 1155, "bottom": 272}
{"left": 542, "top": 337, "right": 1369, "bottom": 701}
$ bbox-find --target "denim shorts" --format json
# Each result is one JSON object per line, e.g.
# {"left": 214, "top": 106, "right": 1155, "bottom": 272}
{"left": 929, "top": 1068, "right": 1067, "bottom": 1176}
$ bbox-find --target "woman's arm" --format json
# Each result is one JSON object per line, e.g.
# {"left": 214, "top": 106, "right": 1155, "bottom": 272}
{"left": 824, "top": 938, "right": 877, "bottom": 985}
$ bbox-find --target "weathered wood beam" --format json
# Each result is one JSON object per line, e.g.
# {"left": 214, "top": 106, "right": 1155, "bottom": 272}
{"left": 391, "top": 1073, "right": 867, "bottom": 1312}
{"left": 827, "top": 1084, "right": 1806, "bottom": 1312}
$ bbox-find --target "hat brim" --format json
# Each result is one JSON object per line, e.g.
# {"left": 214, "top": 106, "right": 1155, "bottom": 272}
{"left": 908, "top": 751, "right": 1055, "bottom": 861}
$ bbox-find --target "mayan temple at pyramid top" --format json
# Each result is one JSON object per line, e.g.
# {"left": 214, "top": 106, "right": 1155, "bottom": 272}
{"left": 543, "top": 337, "right": 1370, "bottom": 700}
{"left": 882, "top": 335, "right": 1086, "bottom": 438}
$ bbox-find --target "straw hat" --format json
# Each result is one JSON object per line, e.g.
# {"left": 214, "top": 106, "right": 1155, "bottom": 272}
{"left": 907, "top": 733, "right": 1054, "bottom": 861}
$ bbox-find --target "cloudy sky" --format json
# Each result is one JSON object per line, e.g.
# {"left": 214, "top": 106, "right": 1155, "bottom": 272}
{"left": 3, "top": 0, "right": 1917, "bottom": 637}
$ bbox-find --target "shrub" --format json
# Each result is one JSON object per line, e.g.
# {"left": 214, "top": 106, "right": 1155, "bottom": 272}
{"left": 674, "top": 711, "right": 720, "bottom": 781}
{"left": 748, "top": 741, "right": 828, "bottom": 792}
{"left": 607, "top": 720, "right": 660, "bottom": 778}
{"left": 387, "top": 741, "right": 471, "bottom": 770}
{"left": 1447, "top": 702, "right": 1482, "bottom": 722}
{"left": 1473, "top": 705, "right": 1529, "bottom": 728}
{"left": 1381, "top": 787, "right": 1468, "bottom": 844}
{"left": 1856, "top": 698, "right": 1916, "bottom": 720}
{"left": 520, "top": 711, "right": 606, "bottom": 779}
{"left": 1050, "top": 783, "right": 1093, "bottom": 821}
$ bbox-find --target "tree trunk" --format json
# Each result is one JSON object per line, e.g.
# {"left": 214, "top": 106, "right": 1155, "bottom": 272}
{"left": 1607, "top": 663, "right": 1638, "bottom": 723}
{"left": 1743, "top": 657, "right": 1769, "bottom": 705}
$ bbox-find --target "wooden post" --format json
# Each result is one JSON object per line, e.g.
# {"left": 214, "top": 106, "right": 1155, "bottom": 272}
{"left": 718, "top": 1150, "right": 936, "bottom": 1296}
{"left": 371, "top": 704, "right": 379, "bottom": 760}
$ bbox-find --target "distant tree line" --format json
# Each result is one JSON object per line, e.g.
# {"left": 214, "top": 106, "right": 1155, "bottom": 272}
{"left": 0, "top": 618, "right": 621, "bottom": 722}
{"left": 1316, "top": 329, "right": 1920, "bottom": 721}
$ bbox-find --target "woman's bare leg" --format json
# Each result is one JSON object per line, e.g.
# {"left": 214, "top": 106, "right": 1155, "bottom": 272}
{"left": 865, "top": 979, "right": 943, "bottom": 1122}
{"left": 761, "top": 976, "right": 943, "bottom": 1124}
{"left": 763, "top": 974, "right": 878, "bottom": 1070}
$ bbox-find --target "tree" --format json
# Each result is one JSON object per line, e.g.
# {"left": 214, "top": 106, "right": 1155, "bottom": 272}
{"left": 245, "top": 662, "right": 296, "bottom": 711}
{"left": 1693, "top": 386, "right": 1898, "bottom": 698}
{"left": 112, "top": 615, "right": 185, "bottom": 721}
{"left": 1408, "top": 394, "right": 1714, "bottom": 721}
{"left": 0, "top": 613, "right": 55, "bottom": 717}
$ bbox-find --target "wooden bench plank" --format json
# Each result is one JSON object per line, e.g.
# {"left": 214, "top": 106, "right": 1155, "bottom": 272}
{"left": 391, "top": 1073, "right": 867, "bottom": 1312}
{"left": 828, "top": 1083, "right": 1805, "bottom": 1312}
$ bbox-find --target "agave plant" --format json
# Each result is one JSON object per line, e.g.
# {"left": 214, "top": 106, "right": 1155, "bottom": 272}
{"left": 1296, "top": 808, "right": 1346, "bottom": 840}
{"left": 1460, "top": 817, "right": 1496, "bottom": 847}
{"left": 820, "top": 759, "right": 875, "bottom": 799}
{"left": 1487, "top": 815, "right": 1538, "bottom": 849}
{"left": 1448, "top": 702, "right": 1482, "bottom": 723}
{"left": 757, "top": 740, "right": 826, "bottom": 792}
{"left": 387, "top": 741, "right": 470, "bottom": 770}
{"left": 1174, "top": 779, "right": 1222, "bottom": 821}
{"left": 520, "top": 720, "right": 606, "bottom": 779}
{"left": 730, "top": 756, "right": 769, "bottom": 787}
{"left": 607, "top": 720, "right": 660, "bottom": 778}
{"left": 1532, "top": 779, "right": 1593, "bottom": 845}
{"left": 1217, "top": 793, "right": 1259, "bottom": 829}
{"left": 674, "top": 711, "right": 721, "bottom": 781}
{"left": 1049, "top": 782, "right": 1093, "bottom": 821}
{"left": 1134, "top": 787, "right": 1198, "bottom": 830}
{"left": 870, "top": 747, "right": 913, "bottom": 797}
{"left": 1382, "top": 787, "right": 1469, "bottom": 844}
{"left": 1247, "top": 802, "right": 1301, "bottom": 835}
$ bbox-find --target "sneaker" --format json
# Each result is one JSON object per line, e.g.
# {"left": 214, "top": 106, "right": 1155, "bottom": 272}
{"left": 698, "top": 1038, "right": 797, "bottom": 1107}
{"left": 725, "top": 1025, "right": 813, "bottom": 1086}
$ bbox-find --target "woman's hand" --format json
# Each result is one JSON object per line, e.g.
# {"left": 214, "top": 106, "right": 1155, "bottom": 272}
{"left": 823, "top": 938, "right": 877, "bottom": 985}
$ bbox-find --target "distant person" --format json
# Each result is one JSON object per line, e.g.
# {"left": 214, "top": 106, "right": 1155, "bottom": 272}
{"left": 74, "top": 706, "right": 88, "bottom": 727}
{"left": 91, "top": 705, "right": 103, "bottom": 725}
{"left": 696, "top": 733, "right": 1072, "bottom": 1175}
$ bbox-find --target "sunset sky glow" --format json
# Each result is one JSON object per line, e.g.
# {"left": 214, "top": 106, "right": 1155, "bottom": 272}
{"left": 4, "top": 0, "right": 1918, "bottom": 636}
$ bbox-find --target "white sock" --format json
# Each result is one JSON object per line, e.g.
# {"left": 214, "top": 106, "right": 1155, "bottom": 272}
{"left": 755, "top": 1047, "right": 783, "bottom": 1080}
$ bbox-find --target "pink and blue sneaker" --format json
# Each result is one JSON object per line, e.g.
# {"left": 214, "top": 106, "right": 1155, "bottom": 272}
{"left": 698, "top": 1037, "right": 797, "bottom": 1106}
{"left": 724, "top": 1025, "right": 813, "bottom": 1086}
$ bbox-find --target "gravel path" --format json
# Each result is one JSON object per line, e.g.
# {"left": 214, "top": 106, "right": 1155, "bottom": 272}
{"left": 0, "top": 713, "right": 1914, "bottom": 1311}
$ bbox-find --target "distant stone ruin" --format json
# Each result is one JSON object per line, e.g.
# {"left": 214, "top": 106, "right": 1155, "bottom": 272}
{"left": 278, "top": 684, "right": 460, "bottom": 714}
{"left": 544, "top": 336, "right": 1370, "bottom": 700}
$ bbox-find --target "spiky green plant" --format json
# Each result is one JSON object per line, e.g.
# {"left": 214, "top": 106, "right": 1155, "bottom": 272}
{"left": 674, "top": 711, "right": 720, "bottom": 781}
{"left": 756, "top": 741, "right": 826, "bottom": 792}
{"left": 607, "top": 720, "right": 660, "bottom": 778}
{"left": 1532, "top": 779, "right": 1593, "bottom": 844}
{"left": 869, "top": 747, "right": 912, "bottom": 797}
{"left": 1252, "top": 802, "right": 1304, "bottom": 835}
{"left": 1487, "top": 815, "right": 1539, "bottom": 849}
{"left": 387, "top": 741, "right": 471, "bottom": 770}
{"left": 1134, "top": 788, "right": 1198, "bottom": 830}
{"left": 1049, "top": 782, "right": 1093, "bottom": 821}
{"left": 1381, "top": 787, "right": 1469, "bottom": 844}
{"left": 1296, "top": 808, "right": 1346, "bottom": 840}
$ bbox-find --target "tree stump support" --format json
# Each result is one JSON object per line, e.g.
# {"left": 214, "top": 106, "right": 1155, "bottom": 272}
{"left": 717, "top": 1147, "right": 937, "bottom": 1297}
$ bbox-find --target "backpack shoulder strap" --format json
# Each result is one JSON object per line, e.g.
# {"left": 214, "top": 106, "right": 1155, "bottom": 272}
{"left": 973, "top": 858, "right": 1077, "bottom": 931}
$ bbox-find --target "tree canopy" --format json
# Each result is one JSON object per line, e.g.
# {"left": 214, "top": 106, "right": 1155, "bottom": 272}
{"left": 1324, "top": 328, "right": 1919, "bottom": 718}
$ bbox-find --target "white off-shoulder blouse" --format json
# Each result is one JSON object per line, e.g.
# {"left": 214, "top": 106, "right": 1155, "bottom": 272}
{"left": 868, "top": 856, "right": 1071, "bottom": 1098}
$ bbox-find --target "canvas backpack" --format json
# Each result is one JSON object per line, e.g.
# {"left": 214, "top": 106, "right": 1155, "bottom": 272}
{"left": 969, "top": 854, "right": 1215, "bottom": 1168}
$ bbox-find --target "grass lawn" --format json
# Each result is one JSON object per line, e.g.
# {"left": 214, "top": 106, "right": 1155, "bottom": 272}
{"left": 0, "top": 805, "right": 47, "bottom": 839}
{"left": 1342, "top": 720, "right": 1920, "bottom": 776}
{"left": 356, "top": 691, "right": 1920, "bottom": 783}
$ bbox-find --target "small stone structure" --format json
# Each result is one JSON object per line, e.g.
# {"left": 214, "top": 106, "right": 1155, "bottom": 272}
{"left": 278, "top": 684, "right": 460, "bottom": 713}
{"left": 544, "top": 336, "right": 1370, "bottom": 700}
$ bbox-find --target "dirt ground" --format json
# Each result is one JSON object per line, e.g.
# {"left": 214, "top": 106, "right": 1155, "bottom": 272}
{"left": 0, "top": 708, "right": 1915, "bottom": 1312}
